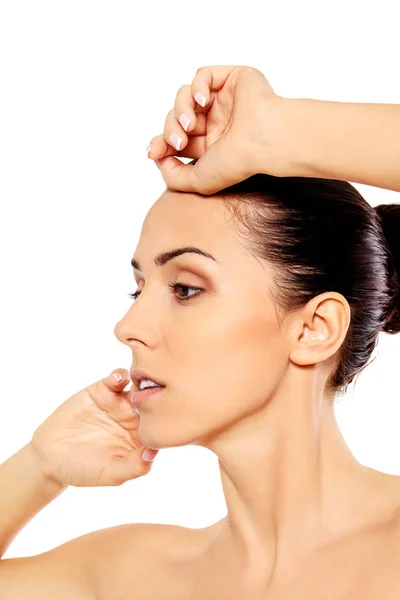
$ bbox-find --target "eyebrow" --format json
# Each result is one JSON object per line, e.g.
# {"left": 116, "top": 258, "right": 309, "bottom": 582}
{"left": 131, "top": 246, "right": 217, "bottom": 272}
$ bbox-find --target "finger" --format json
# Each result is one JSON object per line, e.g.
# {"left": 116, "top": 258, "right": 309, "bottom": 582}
{"left": 164, "top": 108, "right": 207, "bottom": 154}
{"left": 87, "top": 371, "right": 135, "bottom": 418}
{"left": 148, "top": 132, "right": 207, "bottom": 161}
{"left": 155, "top": 155, "right": 216, "bottom": 194}
{"left": 150, "top": 66, "right": 242, "bottom": 159}
{"left": 141, "top": 447, "right": 159, "bottom": 463}
{"left": 148, "top": 115, "right": 207, "bottom": 160}
{"left": 106, "top": 370, "right": 131, "bottom": 389}
{"left": 155, "top": 156, "right": 206, "bottom": 194}
{"left": 174, "top": 85, "right": 198, "bottom": 134}
{"left": 148, "top": 66, "right": 251, "bottom": 162}
{"left": 174, "top": 83, "right": 217, "bottom": 134}
{"left": 155, "top": 133, "right": 241, "bottom": 195}
{"left": 109, "top": 447, "right": 159, "bottom": 485}
{"left": 190, "top": 65, "right": 243, "bottom": 106}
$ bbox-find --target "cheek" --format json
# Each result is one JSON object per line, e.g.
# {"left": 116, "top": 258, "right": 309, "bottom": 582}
{"left": 175, "top": 305, "right": 287, "bottom": 418}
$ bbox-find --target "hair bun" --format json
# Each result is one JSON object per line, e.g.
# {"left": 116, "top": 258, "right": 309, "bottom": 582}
{"left": 374, "top": 203, "right": 400, "bottom": 333}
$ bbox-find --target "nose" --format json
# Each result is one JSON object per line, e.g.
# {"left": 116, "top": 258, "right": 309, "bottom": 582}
{"left": 113, "top": 319, "right": 124, "bottom": 344}
{"left": 113, "top": 282, "right": 160, "bottom": 346}
{"left": 113, "top": 315, "right": 134, "bottom": 346}
{"left": 113, "top": 308, "right": 148, "bottom": 347}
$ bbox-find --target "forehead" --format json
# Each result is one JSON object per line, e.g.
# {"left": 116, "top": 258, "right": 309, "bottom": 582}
{"left": 143, "top": 190, "right": 232, "bottom": 234}
{"left": 135, "top": 191, "right": 240, "bottom": 261}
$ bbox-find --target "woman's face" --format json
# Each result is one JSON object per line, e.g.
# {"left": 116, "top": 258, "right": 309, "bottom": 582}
{"left": 114, "top": 191, "right": 290, "bottom": 450}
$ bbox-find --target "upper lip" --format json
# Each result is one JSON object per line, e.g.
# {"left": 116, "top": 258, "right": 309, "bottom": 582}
{"left": 130, "top": 368, "right": 166, "bottom": 390}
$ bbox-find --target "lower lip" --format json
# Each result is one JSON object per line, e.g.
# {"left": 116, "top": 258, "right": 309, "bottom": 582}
{"left": 130, "top": 386, "right": 165, "bottom": 406}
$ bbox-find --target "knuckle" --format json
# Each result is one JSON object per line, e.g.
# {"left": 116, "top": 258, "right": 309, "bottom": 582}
{"left": 152, "top": 134, "right": 163, "bottom": 146}
{"left": 166, "top": 109, "right": 175, "bottom": 126}
{"left": 177, "top": 84, "right": 187, "bottom": 95}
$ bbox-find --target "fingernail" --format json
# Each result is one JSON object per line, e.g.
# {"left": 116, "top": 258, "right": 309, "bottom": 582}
{"left": 170, "top": 133, "right": 182, "bottom": 151}
{"left": 194, "top": 92, "right": 206, "bottom": 107}
{"left": 142, "top": 448, "right": 157, "bottom": 462}
{"left": 179, "top": 113, "right": 190, "bottom": 132}
{"left": 112, "top": 372, "right": 123, "bottom": 381}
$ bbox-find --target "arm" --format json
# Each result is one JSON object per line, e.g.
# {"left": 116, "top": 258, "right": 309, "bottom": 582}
{"left": 281, "top": 98, "right": 400, "bottom": 193}
{"left": 0, "top": 443, "right": 94, "bottom": 598}
{"left": 0, "top": 443, "right": 67, "bottom": 558}
{"left": 1, "top": 521, "right": 172, "bottom": 600}
{"left": 0, "top": 443, "right": 141, "bottom": 599}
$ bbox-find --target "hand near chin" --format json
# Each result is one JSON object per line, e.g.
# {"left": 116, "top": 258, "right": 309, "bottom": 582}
{"left": 148, "top": 65, "right": 290, "bottom": 195}
{"left": 29, "top": 371, "right": 159, "bottom": 488}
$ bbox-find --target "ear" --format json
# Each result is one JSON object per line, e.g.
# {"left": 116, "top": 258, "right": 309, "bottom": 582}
{"left": 288, "top": 292, "right": 351, "bottom": 367}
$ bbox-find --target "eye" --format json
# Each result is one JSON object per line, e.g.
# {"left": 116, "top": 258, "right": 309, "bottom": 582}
{"left": 127, "top": 282, "right": 204, "bottom": 303}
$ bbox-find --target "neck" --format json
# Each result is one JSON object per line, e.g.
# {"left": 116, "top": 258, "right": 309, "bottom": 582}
{"left": 203, "top": 371, "right": 394, "bottom": 585}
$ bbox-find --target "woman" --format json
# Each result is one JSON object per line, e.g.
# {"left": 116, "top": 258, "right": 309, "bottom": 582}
{"left": 1, "top": 65, "right": 399, "bottom": 598}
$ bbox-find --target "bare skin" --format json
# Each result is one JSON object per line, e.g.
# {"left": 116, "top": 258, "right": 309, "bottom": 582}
{"left": 110, "top": 189, "right": 400, "bottom": 598}
{"left": 3, "top": 183, "right": 398, "bottom": 600}
{"left": 88, "top": 498, "right": 400, "bottom": 600}
{"left": 3, "top": 66, "right": 400, "bottom": 599}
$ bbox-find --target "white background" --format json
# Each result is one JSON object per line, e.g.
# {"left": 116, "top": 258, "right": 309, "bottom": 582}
{"left": 0, "top": 0, "right": 399, "bottom": 559}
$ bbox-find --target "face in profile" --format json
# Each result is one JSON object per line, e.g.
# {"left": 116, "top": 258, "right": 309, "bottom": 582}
{"left": 114, "top": 190, "right": 292, "bottom": 451}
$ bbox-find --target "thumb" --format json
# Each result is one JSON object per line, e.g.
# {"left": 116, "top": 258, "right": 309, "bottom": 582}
{"left": 155, "top": 155, "right": 204, "bottom": 193}
{"left": 155, "top": 134, "right": 241, "bottom": 196}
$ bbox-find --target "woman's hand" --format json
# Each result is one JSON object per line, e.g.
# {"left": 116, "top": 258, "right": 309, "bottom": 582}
{"left": 29, "top": 370, "right": 159, "bottom": 488}
{"left": 148, "top": 65, "right": 293, "bottom": 195}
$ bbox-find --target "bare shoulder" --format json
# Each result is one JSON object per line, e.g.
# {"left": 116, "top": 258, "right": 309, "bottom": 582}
{"left": 0, "top": 523, "right": 165, "bottom": 600}
{"left": 0, "top": 518, "right": 222, "bottom": 600}
{"left": 85, "top": 520, "right": 216, "bottom": 600}
{"left": 78, "top": 522, "right": 183, "bottom": 599}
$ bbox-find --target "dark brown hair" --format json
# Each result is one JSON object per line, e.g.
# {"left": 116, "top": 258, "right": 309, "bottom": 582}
{"left": 184, "top": 162, "right": 400, "bottom": 397}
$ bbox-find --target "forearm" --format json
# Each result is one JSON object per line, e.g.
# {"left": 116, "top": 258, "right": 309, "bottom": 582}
{"left": 283, "top": 97, "right": 400, "bottom": 192}
{"left": 0, "top": 443, "right": 67, "bottom": 558}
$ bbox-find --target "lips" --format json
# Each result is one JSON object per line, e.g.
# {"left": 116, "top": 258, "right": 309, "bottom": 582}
{"left": 130, "top": 384, "right": 165, "bottom": 407}
{"left": 130, "top": 367, "right": 166, "bottom": 391}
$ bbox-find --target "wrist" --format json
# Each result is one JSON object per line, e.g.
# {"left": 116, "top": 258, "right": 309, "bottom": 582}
{"left": 256, "top": 95, "right": 320, "bottom": 179}
{"left": 282, "top": 97, "right": 323, "bottom": 178}
{"left": 26, "top": 442, "right": 68, "bottom": 494}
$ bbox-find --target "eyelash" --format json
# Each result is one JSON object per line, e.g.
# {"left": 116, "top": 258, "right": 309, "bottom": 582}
{"left": 127, "top": 283, "right": 204, "bottom": 303}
